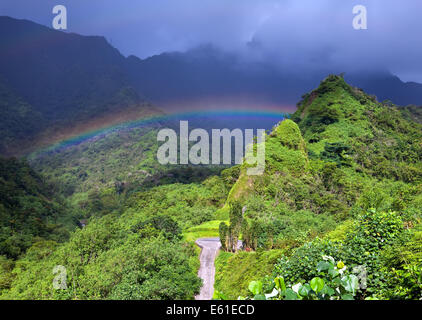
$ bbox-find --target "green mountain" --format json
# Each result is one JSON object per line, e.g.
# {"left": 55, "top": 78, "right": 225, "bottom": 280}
{"left": 215, "top": 75, "right": 422, "bottom": 299}
{"left": 1, "top": 75, "right": 421, "bottom": 300}
{"left": 402, "top": 105, "right": 422, "bottom": 124}
{"left": 0, "top": 77, "right": 43, "bottom": 155}
{"left": 0, "top": 157, "right": 72, "bottom": 261}
{"left": 0, "top": 16, "right": 158, "bottom": 156}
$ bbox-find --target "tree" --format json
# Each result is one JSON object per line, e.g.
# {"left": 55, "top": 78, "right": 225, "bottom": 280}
{"left": 219, "top": 222, "right": 228, "bottom": 251}
{"left": 219, "top": 201, "right": 244, "bottom": 252}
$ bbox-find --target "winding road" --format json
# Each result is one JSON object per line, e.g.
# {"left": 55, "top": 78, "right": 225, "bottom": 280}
{"left": 195, "top": 238, "right": 221, "bottom": 300}
{"left": 195, "top": 237, "right": 242, "bottom": 300}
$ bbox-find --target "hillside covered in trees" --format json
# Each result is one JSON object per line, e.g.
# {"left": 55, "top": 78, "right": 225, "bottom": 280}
{"left": 215, "top": 75, "right": 422, "bottom": 300}
{"left": 0, "top": 75, "right": 421, "bottom": 300}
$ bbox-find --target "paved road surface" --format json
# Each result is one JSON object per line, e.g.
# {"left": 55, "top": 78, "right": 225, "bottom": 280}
{"left": 195, "top": 238, "right": 242, "bottom": 300}
{"left": 195, "top": 238, "right": 221, "bottom": 300}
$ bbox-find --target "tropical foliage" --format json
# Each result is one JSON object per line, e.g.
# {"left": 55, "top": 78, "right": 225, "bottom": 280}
{"left": 1, "top": 75, "right": 421, "bottom": 300}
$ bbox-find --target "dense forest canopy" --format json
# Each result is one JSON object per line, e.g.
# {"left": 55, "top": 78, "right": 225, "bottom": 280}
{"left": 215, "top": 75, "right": 422, "bottom": 300}
{"left": 0, "top": 75, "right": 421, "bottom": 300}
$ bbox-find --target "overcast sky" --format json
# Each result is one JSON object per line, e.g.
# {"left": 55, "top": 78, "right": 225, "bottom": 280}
{"left": 1, "top": 0, "right": 421, "bottom": 82}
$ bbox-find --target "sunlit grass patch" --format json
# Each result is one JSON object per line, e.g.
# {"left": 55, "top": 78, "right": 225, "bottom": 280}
{"left": 182, "top": 220, "right": 228, "bottom": 242}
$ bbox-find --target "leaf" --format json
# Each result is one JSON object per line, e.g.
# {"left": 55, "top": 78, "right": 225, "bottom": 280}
{"left": 274, "top": 277, "right": 286, "bottom": 291}
{"left": 254, "top": 294, "right": 266, "bottom": 300}
{"left": 248, "top": 281, "right": 263, "bottom": 295}
{"left": 316, "top": 261, "right": 330, "bottom": 272}
{"left": 284, "top": 288, "right": 298, "bottom": 300}
{"left": 341, "top": 275, "right": 359, "bottom": 295}
{"left": 328, "top": 268, "right": 339, "bottom": 278}
{"left": 298, "top": 284, "right": 310, "bottom": 297}
{"left": 292, "top": 283, "right": 302, "bottom": 293}
{"left": 320, "top": 285, "right": 335, "bottom": 296}
{"left": 213, "top": 290, "right": 228, "bottom": 300}
{"left": 265, "top": 288, "right": 279, "bottom": 299}
{"left": 341, "top": 294, "right": 354, "bottom": 300}
{"left": 310, "top": 277, "right": 324, "bottom": 293}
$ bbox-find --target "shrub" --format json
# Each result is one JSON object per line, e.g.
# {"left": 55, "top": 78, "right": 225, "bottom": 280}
{"left": 132, "top": 215, "right": 182, "bottom": 241}
{"left": 243, "top": 257, "right": 359, "bottom": 300}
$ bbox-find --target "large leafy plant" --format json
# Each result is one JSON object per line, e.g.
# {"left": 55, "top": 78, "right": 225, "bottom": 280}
{"left": 242, "top": 256, "right": 359, "bottom": 300}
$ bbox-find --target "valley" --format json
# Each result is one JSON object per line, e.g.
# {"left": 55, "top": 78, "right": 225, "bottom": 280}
{"left": 1, "top": 75, "right": 421, "bottom": 300}
{"left": 0, "top": 15, "right": 421, "bottom": 301}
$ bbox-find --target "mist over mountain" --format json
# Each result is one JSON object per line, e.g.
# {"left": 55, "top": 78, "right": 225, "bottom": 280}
{"left": 0, "top": 7, "right": 422, "bottom": 302}
{"left": 124, "top": 45, "right": 306, "bottom": 111}
{"left": 0, "top": 16, "right": 156, "bottom": 155}
{"left": 1, "top": 16, "right": 422, "bottom": 156}
{"left": 125, "top": 44, "right": 422, "bottom": 111}
{"left": 0, "top": 16, "right": 136, "bottom": 119}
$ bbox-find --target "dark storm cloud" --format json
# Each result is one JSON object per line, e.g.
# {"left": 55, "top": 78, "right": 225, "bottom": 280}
{"left": 1, "top": 0, "right": 421, "bottom": 81}
{"left": 245, "top": 0, "right": 422, "bottom": 81}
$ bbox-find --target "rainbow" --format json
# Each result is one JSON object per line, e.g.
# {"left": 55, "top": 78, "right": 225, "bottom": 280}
{"left": 28, "top": 109, "right": 291, "bottom": 157}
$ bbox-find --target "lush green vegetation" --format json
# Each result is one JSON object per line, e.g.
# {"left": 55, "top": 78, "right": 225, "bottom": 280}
{"left": 0, "top": 157, "right": 71, "bottom": 259}
{"left": 244, "top": 257, "right": 359, "bottom": 300}
{"left": 236, "top": 208, "right": 421, "bottom": 300}
{"left": 214, "top": 75, "right": 422, "bottom": 300}
{"left": 0, "top": 125, "right": 234, "bottom": 298}
{"left": 0, "top": 122, "right": 238, "bottom": 298}
{"left": 1, "top": 75, "right": 421, "bottom": 300}
{"left": 214, "top": 249, "right": 285, "bottom": 299}
{"left": 183, "top": 220, "right": 226, "bottom": 243}
{"left": 0, "top": 170, "right": 231, "bottom": 299}
{"left": 0, "top": 79, "right": 42, "bottom": 155}
{"left": 402, "top": 105, "right": 422, "bottom": 124}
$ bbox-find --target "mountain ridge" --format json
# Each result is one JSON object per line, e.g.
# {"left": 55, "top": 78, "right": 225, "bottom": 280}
{"left": 1, "top": 16, "right": 422, "bottom": 157}
{"left": 0, "top": 16, "right": 160, "bottom": 156}
{"left": 1, "top": 73, "right": 421, "bottom": 300}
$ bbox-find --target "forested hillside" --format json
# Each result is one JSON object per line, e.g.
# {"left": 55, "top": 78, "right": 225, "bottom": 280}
{"left": 0, "top": 157, "right": 71, "bottom": 262}
{"left": 0, "top": 16, "right": 158, "bottom": 156}
{"left": 0, "top": 160, "right": 230, "bottom": 299}
{"left": 0, "top": 77, "right": 42, "bottom": 155}
{"left": 215, "top": 75, "right": 422, "bottom": 300}
{"left": 0, "top": 75, "right": 421, "bottom": 300}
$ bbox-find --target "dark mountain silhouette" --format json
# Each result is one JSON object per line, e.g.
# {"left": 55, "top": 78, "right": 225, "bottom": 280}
{"left": 345, "top": 72, "right": 422, "bottom": 106}
{"left": 0, "top": 16, "right": 138, "bottom": 119}
{"left": 0, "top": 16, "right": 155, "bottom": 155}
{"left": 0, "top": 16, "right": 421, "bottom": 155}
{"left": 0, "top": 76, "right": 42, "bottom": 154}
{"left": 125, "top": 45, "right": 422, "bottom": 110}
{"left": 124, "top": 45, "right": 309, "bottom": 110}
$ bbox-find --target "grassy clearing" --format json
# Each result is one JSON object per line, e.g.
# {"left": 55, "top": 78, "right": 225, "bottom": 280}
{"left": 182, "top": 220, "right": 228, "bottom": 243}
